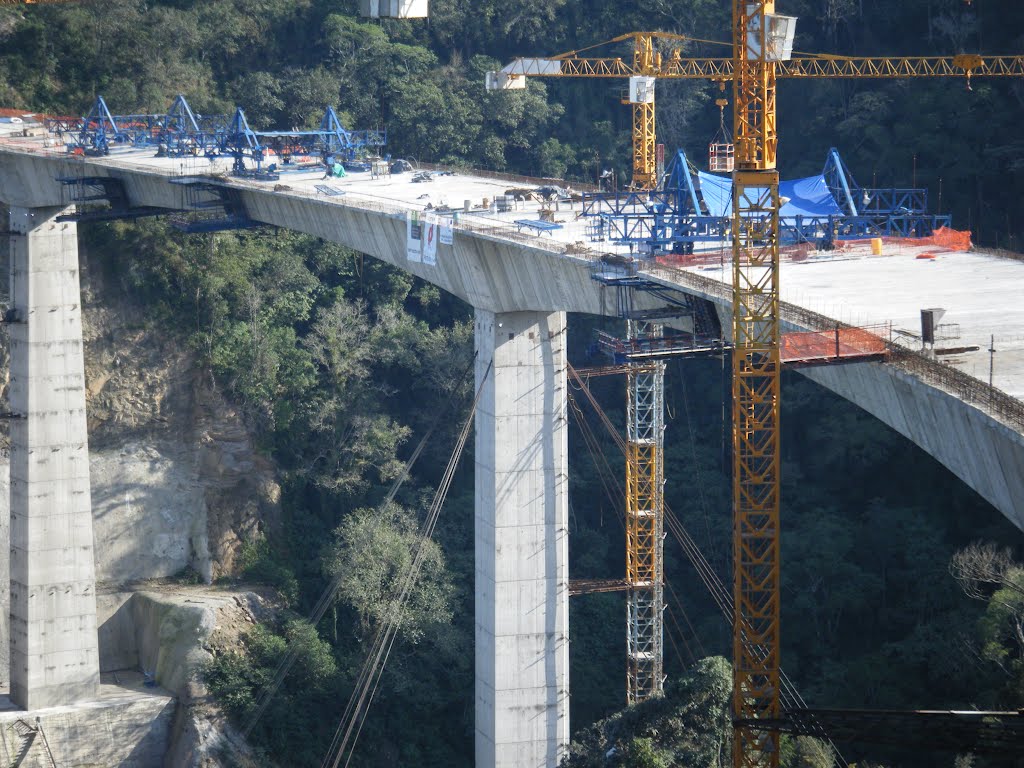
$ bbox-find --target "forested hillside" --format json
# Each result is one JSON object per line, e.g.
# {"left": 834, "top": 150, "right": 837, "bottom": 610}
{"left": 2, "top": 1, "right": 1024, "bottom": 766}
{"left": 1, "top": 0, "right": 1023, "bottom": 244}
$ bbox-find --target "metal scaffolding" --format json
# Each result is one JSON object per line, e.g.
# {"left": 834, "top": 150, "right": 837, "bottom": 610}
{"left": 625, "top": 320, "right": 666, "bottom": 703}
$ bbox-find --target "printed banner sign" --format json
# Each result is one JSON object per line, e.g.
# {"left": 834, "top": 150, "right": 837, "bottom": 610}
{"left": 406, "top": 211, "right": 422, "bottom": 262}
{"left": 439, "top": 220, "right": 453, "bottom": 246}
{"left": 423, "top": 215, "right": 440, "bottom": 266}
{"left": 422, "top": 215, "right": 438, "bottom": 265}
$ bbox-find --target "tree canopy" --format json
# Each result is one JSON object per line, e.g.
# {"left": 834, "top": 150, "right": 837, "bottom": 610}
{"left": 3, "top": 1, "right": 1023, "bottom": 765}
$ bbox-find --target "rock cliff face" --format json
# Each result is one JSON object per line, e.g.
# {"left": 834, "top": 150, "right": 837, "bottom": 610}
{"left": 0, "top": 201, "right": 281, "bottom": 766}
{"left": 75, "top": 247, "right": 280, "bottom": 585}
{"left": 0, "top": 239, "right": 280, "bottom": 581}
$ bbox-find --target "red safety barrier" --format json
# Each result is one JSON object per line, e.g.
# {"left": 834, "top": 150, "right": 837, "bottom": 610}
{"left": 781, "top": 325, "right": 889, "bottom": 365}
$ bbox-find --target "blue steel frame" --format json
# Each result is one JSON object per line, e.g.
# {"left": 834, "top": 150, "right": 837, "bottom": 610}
{"left": 823, "top": 147, "right": 929, "bottom": 215}
{"left": 582, "top": 148, "right": 949, "bottom": 250}
{"left": 45, "top": 96, "right": 387, "bottom": 176}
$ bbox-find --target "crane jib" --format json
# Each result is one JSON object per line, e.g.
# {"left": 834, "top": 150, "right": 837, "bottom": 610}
{"left": 497, "top": 55, "right": 1024, "bottom": 81}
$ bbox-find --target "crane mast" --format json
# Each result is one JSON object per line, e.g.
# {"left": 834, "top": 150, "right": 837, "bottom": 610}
{"left": 630, "top": 35, "right": 659, "bottom": 190}
{"left": 625, "top": 322, "right": 666, "bottom": 703}
{"left": 730, "top": 2, "right": 783, "bottom": 768}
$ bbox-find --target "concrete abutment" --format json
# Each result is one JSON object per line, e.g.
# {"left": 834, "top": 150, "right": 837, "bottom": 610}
{"left": 474, "top": 309, "right": 570, "bottom": 768}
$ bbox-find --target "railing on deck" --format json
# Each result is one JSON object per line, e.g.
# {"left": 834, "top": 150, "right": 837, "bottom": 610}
{"left": 642, "top": 258, "right": 1024, "bottom": 431}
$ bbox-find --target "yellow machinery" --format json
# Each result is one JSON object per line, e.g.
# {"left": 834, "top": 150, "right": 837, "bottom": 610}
{"left": 730, "top": 3, "right": 784, "bottom": 767}
{"left": 624, "top": 323, "right": 665, "bottom": 703}
{"left": 490, "top": 13, "right": 1023, "bottom": 768}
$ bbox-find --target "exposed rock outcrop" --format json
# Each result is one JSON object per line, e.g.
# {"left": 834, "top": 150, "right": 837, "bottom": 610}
{"left": 98, "top": 586, "right": 275, "bottom": 767}
{"left": 78, "top": 247, "right": 280, "bottom": 584}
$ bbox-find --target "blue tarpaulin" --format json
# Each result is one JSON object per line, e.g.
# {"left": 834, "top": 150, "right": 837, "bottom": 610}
{"left": 695, "top": 171, "right": 842, "bottom": 218}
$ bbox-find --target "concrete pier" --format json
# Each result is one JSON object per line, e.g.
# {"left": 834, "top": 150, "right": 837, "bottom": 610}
{"left": 7, "top": 207, "right": 100, "bottom": 710}
{"left": 474, "top": 310, "right": 569, "bottom": 768}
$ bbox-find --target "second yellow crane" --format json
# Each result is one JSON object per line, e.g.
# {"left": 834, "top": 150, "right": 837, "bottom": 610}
{"left": 487, "top": 31, "right": 1024, "bottom": 190}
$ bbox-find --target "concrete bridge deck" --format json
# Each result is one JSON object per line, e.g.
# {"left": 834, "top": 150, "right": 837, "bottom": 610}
{"left": 2, "top": 128, "right": 1023, "bottom": 767}
{"left": 4, "top": 136, "right": 1021, "bottom": 385}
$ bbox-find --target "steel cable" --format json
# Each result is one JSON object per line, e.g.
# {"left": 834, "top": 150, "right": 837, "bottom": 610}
{"left": 241, "top": 352, "right": 479, "bottom": 740}
{"left": 569, "top": 363, "right": 846, "bottom": 766}
{"left": 321, "top": 361, "right": 491, "bottom": 768}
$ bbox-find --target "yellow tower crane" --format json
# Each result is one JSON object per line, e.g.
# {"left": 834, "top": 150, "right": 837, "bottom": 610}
{"left": 729, "top": 5, "right": 786, "bottom": 768}
{"left": 490, "top": 16, "right": 1023, "bottom": 768}
{"left": 487, "top": 33, "right": 1024, "bottom": 189}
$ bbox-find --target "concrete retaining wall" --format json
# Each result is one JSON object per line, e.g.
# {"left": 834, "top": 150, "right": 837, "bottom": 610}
{"left": 97, "top": 592, "right": 224, "bottom": 695}
{"left": 0, "top": 692, "right": 175, "bottom": 768}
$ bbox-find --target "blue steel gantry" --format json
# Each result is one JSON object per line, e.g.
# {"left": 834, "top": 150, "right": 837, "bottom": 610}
{"left": 581, "top": 147, "right": 952, "bottom": 253}
{"left": 45, "top": 95, "right": 387, "bottom": 180}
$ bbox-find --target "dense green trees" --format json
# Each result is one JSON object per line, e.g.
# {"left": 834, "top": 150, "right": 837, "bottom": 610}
{"left": 4, "top": 0, "right": 1023, "bottom": 764}
{"left": 562, "top": 656, "right": 732, "bottom": 768}
{"left": 322, "top": 501, "right": 454, "bottom": 642}
{"left": 951, "top": 543, "right": 1024, "bottom": 703}
{"left": 2, "top": 0, "right": 1021, "bottom": 242}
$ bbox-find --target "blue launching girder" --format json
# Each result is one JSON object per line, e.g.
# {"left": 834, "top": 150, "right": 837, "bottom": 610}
{"left": 581, "top": 147, "right": 949, "bottom": 252}
{"left": 316, "top": 106, "right": 386, "bottom": 159}
{"left": 823, "top": 148, "right": 859, "bottom": 216}
{"left": 165, "top": 95, "right": 200, "bottom": 134}
{"left": 158, "top": 95, "right": 227, "bottom": 157}
{"left": 219, "top": 105, "right": 387, "bottom": 178}
{"left": 823, "top": 147, "right": 928, "bottom": 215}
{"left": 582, "top": 150, "right": 727, "bottom": 251}
{"left": 58, "top": 96, "right": 131, "bottom": 156}
{"left": 223, "top": 108, "right": 269, "bottom": 176}
{"left": 45, "top": 95, "right": 227, "bottom": 157}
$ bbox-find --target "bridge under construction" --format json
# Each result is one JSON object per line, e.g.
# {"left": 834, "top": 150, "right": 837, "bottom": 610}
{"left": 0, "top": 0, "right": 1023, "bottom": 764}
{"left": 1, "top": 116, "right": 1023, "bottom": 764}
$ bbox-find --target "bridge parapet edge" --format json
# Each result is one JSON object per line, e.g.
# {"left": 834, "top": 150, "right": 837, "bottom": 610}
{"left": 642, "top": 260, "right": 1024, "bottom": 434}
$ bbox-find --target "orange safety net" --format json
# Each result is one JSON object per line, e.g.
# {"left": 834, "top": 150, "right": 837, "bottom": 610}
{"left": 918, "top": 226, "right": 972, "bottom": 252}
{"left": 654, "top": 228, "right": 971, "bottom": 269}
{"left": 839, "top": 226, "right": 973, "bottom": 253}
{"left": 781, "top": 325, "right": 888, "bottom": 364}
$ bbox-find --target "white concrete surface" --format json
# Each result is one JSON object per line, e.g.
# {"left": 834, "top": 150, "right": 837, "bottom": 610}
{"left": 690, "top": 243, "right": 1024, "bottom": 399}
{"left": 800, "top": 360, "right": 1024, "bottom": 530}
{"left": 97, "top": 590, "right": 230, "bottom": 694}
{"left": 475, "top": 310, "right": 569, "bottom": 768}
{"left": 6, "top": 207, "right": 100, "bottom": 710}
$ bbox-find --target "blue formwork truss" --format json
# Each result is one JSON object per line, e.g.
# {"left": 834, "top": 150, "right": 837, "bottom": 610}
{"left": 157, "top": 95, "right": 227, "bottom": 157}
{"left": 315, "top": 106, "right": 387, "bottom": 162}
{"left": 51, "top": 96, "right": 132, "bottom": 156}
{"left": 823, "top": 147, "right": 929, "bottom": 216}
{"left": 582, "top": 150, "right": 729, "bottom": 252}
{"left": 582, "top": 148, "right": 950, "bottom": 253}
{"left": 45, "top": 96, "right": 387, "bottom": 178}
{"left": 222, "top": 108, "right": 271, "bottom": 177}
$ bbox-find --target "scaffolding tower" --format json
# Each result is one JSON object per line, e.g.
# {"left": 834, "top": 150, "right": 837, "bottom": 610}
{"left": 625, "top": 320, "right": 666, "bottom": 703}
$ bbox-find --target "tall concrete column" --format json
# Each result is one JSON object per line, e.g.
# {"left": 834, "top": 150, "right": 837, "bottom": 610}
{"left": 7, "top": 206, "right": 99, "bottom": 709}
{"left": 474, "top": 309, "right": 569, "bottom": 768}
